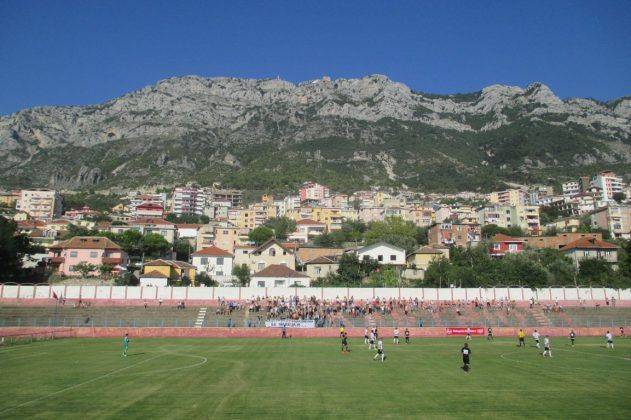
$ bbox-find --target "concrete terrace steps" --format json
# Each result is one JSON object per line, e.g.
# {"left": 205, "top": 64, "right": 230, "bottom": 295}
{"left": 194, "top": 307, "right": 207, "bottom": 328}
{"left": 531, "top": 307, "right": 551, "bottom": 326}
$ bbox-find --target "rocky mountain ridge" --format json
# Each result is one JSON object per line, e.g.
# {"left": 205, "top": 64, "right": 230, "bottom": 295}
{"left": 0, "top": 75, "right": 629, "bottom": 191}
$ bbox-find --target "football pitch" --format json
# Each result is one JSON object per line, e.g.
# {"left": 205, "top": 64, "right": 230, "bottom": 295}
{"left": 0, "top": 336, "right": 629, "bottom": 418}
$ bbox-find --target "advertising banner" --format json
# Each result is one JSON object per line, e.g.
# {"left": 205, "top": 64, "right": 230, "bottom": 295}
{"left": 445, "top": 327, "right": 485, "bottom": 335}
{"left": 265, "top": 319, "right": 315, "bottom": 328}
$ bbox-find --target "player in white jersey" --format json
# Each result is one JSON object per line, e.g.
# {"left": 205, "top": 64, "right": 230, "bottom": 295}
{"left": 542, "top": 335, "right": 552, "bottom": 357}
{"left": 393, "top": 327, "right": 400, "bottom": 344}
{"left": 364, "top": 328, "right": 369, "bottom": 344}
{"left": 369, "top": 331, "right": 376, "bottom": 350}
{"left": 373, "top": 338, "right": 386, "bottom": 362}
{"left": 465, "top": 327, "right": 472, "bottom": 341}
{"left": 606, "top": 331, "right": 614, "bottom": 349}
{"left": 532, "top": 330, "right": 541, "bottom": 348}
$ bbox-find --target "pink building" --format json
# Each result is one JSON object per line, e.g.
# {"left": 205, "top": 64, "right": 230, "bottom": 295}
{"left": 299, "top": 181, "right": 330, "bottom": 202}
{"left": 48, "top": 236, "right": 129, "bottom": 276}
{"left": 135, "top": 202, "right": 164, "bottom": 217}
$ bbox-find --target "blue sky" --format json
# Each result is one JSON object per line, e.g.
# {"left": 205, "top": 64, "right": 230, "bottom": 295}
{"left": 1, "top": 0, "right": 630, "bottom": 115}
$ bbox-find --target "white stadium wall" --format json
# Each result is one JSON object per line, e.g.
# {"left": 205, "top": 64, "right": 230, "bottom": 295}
{"left": 0, "top": 284, "right": 629, "bottom": 302}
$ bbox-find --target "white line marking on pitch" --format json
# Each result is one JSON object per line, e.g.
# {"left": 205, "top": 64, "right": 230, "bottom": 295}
{"left": 0, "top": 353, "right": 164, "bottom": 414}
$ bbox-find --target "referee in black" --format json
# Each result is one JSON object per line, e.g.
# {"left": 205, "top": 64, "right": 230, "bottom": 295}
{"left": 461, "top": 342, "right": 471, "bottom": 372}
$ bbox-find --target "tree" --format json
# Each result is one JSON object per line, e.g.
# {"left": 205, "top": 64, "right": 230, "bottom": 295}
{"left": 367, "top": 265, "right": 400, "bottom": 287}
{"left": 364, "top": 217, "right": 421, "bottom": 253}
{"left": 74, "top": 262, "right": 97, "bottom": 277}
{"left": 334, "top": 253, "right": 378, "bottom": 286}
{"left": 98, "top": 264, "right": 114, "bottom": 279}
{"left": 114, "top": 272, "right": 138, "bottom": 286}
{"left": 481, "top": 224, "right": 525, "bottom": 239}
{"left": 174, "top": 239, "right": 193, "bottom": 261}
{"left": 0, "top": 216, "right": 40, "bottom": 282}
{"left": 232, "top": 264, "right": 251, "bottom": 286}
{"left": 423, "top": 256, "right": 452, "bottom": 287}
{"left": 264, "top": 217, "right": 297, "bottom": 240}
{"left": 612, "top": 192, "right": 626, "bottom": 203}
{"left": 196, "top": 272, "right": 218, "bottom": 287}
{"left": 578, "top": 259, "right": 615, "bottom": 286}
{"left": 248, "top": 226, "right": 274, "bottom": 245}
{"left": 140, "top": 233, "right": 172, "bottom": 259}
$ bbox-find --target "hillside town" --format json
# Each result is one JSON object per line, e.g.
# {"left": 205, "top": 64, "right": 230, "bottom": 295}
{"left": 1, "top": 170, "right": 630, "bottom": 288}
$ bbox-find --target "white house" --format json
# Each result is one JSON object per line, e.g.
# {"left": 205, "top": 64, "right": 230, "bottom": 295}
{"left": 356, "top": 242, "right": 406, "bottom": 266}
{"left": 251, "top": 264, "right": 311, "bottom": 288}
{"left": 191, "top": 245, "right": 234, "bottom": 284}
{"left": 288, "top": 219, "right": 327, "bottom": 243}
{"left": 139, "top": 270, "right": 169, "bottom": 287}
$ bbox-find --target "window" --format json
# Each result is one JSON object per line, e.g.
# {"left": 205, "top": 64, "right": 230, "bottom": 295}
{"left": 257, "top": 281, "right": 265, "bottom": 287}
{"left": 274, "top": 280, "right": 285, "bottom": 287}
{"left": 217, "top": 271, "right": 224, "bottom": 276}
{"left": 217, "top": 257, "right": 224, "bottom": 265}
{"left": 258, "top": 263, "right": 265, "bottom": 270}
{"left": 269, "top": 248, "right": 276, "bottom": 257}
{"left": 390, "top": 255, "right": 396, "bottom": 261}
{"left": 69, "top": 265, "right": 75, "bottom": 272}
{"left": 89, "top": 251, "right": 98, "bottom": 258}
{"left": 70, "top": 251, "right": 78, "bottom": 258}
{"left": 315, "top": 267, "right": 321, "bottom": 275}
{"left": 493, "top": 243, "right": 500, "bottom": 250}
{"left": 362, "top": 255, "right": 370, "bottom": 261}
{"left": 378, "top": 255, "right": 383, "bottom": 262}
{"left": 200, "top": 257, "right": 208, "bottom": 265}
{"left": 583, "top": 251, "right": 589, "bottom": 256}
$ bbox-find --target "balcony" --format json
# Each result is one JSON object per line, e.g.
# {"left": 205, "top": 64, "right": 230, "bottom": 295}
{"left": 102, "top": 257, "right": 122, "bottom": 265}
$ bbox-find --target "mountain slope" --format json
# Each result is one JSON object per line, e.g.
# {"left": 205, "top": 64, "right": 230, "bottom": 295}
{"left": 0, "top": 75, "right": 629, "bottom": 192}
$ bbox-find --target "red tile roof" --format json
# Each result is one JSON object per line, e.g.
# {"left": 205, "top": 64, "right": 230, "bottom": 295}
{"left": 296, "top": 218, "right": 325, "bottom": 225}
{"left": 252, "top": 264, "right": 309, "bottom": 278}
{"left": 560, "top": 237, "right": 619, "bottom": 251}
{"left": 50, "top": 236, "right": 121, "bottom": 250}
{"left": 491, "top": 233, "right": 524, "bottom": 243}
{"left": 191, "top": 246, "right": 233, "bottom": 258}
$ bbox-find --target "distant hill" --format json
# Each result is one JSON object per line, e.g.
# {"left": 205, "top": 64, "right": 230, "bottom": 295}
{"left": 1, "top": 75, "right": 629, "bottom": 192}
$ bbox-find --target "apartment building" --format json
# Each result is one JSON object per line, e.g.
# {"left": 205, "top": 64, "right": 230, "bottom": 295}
{"left": 16, "top": 189, "right": 62, "bottom": 220}
{"left": 207, "top": 183, "right": 243, "bottom": 208}
{"left": 299, "top": 181, "right": 330, "bottom": 202}
{"left": 488, "top": 189, "right": 526, "bottom": 207}
{"left": 562, "top": 181, "right": 581, "bottom": 197}
{"left": 171, "top": 186, "right": 205, "bottom": 216}
{"left": 428, "top": 222, "right": 481, "bottom": 248}
{"left": 591, "top": 205, "right": 631, "bottom": 239}
{"left": 590, "top": 171, "right": 623, "bottom": 202}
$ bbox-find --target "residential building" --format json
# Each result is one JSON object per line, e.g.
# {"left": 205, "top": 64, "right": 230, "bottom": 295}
{"left": 172, "top": 186, "right": 205, "bottom": 216}
{"left": 357, "top": 242, "right": 406, "bottom": 266}
{"left": 295, "top": 247, "right": 346, "bottom": 265}
{"left": 16, "top": 189, "right": 62, "bottom": 220}
{"left": 428, "top": 222, "right": 481, "bottom": 248}
{"left": 48, "top": 236, "right": 129, "bottom": 276}
{"left": 110, "top": 218, "right": 177, "bottom": 243}
{"left": 141, "top": 259, "right": 197, "bottom": 284}
{"left": 560, "top": 237, "right": 619, "bottom": 269}
{"left": 299, "top": 181, "right": 330, "bottom": 202}
{"left": 208, "top": 183, "right": 243, "bottom": 208}
{"left": 406, "top": 246, "right": 446, "bottom": 270}
{"left": 488, "top": 189, "right": 526, "bottom": 207}
{"left": 251, "top": 264, "right": 311, "bottom": 287}
{"left": 591, "top": 205, "right": 631, "bottom": 239}
{"left": 191, "top": 246, "right": 234, "bottom": 284}
{"left": 244, "top": 239, "right": 296, "bottom": 273}
{"left": 562, "top": 181, "right": 581, "bottom": 197}
{"left": 304, "top": 256, "right": 340, "bottom": 280}
{"left": 135, "top": 202, "right": 164, "bottom": 218}
{"left": 0, "top": 190, "right": 20, "bottom": 207}
{"left": 590, "top": 171, "right": 623, "bottom": 202}
{"left": 288, "top": 219, "right": 327, "bottom": 243}
{"left": 519, "top": 232, "right": 602, "bottom": 250}
{"left": 129, "top": 193, "right": 166, "bottom": 213}
{"left": 488, "top": 234, "right": 524, "bottom": 257}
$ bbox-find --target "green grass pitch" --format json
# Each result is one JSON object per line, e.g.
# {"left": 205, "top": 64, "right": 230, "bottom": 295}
{"left": 0, "top": 336, "right": 629, "bottom": 418}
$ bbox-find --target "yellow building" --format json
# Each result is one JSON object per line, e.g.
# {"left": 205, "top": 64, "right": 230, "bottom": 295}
{"left": 406, "top": 246, "right": 449, "bottom": 270}
{"left": 142, "top": 259, "right": 196, "bottom": 285}
{"left": 488, "top": 189, "right": 525, "bottom": 207}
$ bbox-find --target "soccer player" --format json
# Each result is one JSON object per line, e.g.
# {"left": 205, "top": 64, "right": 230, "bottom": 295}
{"left": 339, "top": 325, "right": 345, "bottom": 337}
{"left": 369, "top": 331, "right": 376, "bottom": 350}
{"left": 542, "top": 335, "right": 552, "bottom": 357}
{"left": 404, "top": 328, "right": 410, "bottom": 344}
{"left": 122, "top": 333, "right": 130, "bottom": 357}
{"left": 393, "top": 327, "right": 400, "bottom": 344}
{"left": 364, "top": 328, "right": 369, "bottom": 344}
{"left": 465, "top": 327, "right": 472, "bottom": 341}
{"left": 620, "top": 326, "right": 625, "bottom": 338}
{"left": 487, "top": 327, "right": 493, "bottom": 341}
{"left": 517, "top": 329, "right": 526, "bottom": 348}
{"left": 373, "top": 337, "right": 386, "bottom": 362}
{"left": 606, "top": 331, "right": 614, "bottom": 349}
{"left": 341, "top": 332, "right": 350, "bottom": 353}
{"left": 532, "top": 329, "right": 541, "bottom": 349}
{"left": 569, "top": 330, "right": 576, "bottom": 346}
{"left": 461, "top": 342, "right": 471, "bottom": 372}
